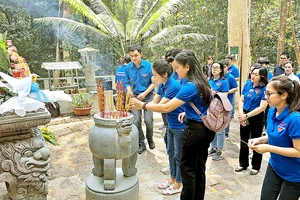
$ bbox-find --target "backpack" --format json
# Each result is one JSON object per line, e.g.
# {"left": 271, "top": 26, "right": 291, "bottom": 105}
{"left": 189, "top": 92, "right": 232, "bottom": 132}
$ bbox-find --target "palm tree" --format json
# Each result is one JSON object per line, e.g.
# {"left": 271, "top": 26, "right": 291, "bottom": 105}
{"left": 34, "top": 0, "right": 214, "bottom": 57}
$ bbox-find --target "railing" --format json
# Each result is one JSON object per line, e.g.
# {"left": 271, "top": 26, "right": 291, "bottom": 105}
{"left": 37, "top": 75, "right": 116, "bottom": 91}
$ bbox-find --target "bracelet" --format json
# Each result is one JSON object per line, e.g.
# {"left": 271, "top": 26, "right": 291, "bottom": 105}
{"left": 246, "top": 114, "right": 249, "bottom": 118}
{"left": 143, "top": 102, "right": 148, "bottom": 111}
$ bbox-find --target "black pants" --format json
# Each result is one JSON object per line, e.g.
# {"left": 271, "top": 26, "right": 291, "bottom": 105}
{"left": 239, "top": 111, "right": 265, "bottom": 170}
{"left": 261, "top": 164, "right": 300, "bottom": 200}
{"left": 180, "top": 120, "right": 215, "bottom": 200}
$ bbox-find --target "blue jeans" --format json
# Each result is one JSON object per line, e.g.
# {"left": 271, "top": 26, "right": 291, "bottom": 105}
{"left": 211, "top": 129, "right": 225, "bottom": 151}
{"left": 131, "top": 94, "right": 154, "bottom": 145}
{"left": 261, "top": 163, "right": 300, "bottom": 200}
{"left": 167, "top": 127, "right": 184, "bottom": 183}
{"left": 225, "top": 98, "right": 235, "bottom": 136}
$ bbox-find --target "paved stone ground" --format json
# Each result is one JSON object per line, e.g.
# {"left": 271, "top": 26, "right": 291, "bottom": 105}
{"left": 0, "top": 112, "right": 270, "bottom": 200}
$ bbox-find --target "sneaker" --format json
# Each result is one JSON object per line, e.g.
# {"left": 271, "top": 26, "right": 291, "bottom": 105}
{"left": 208, "top": 147, "right": 217, "bottom": 157}
{"left": 138, "top": 144, "right": 146, "bottom": 154}
{"left": 212, "top": 149, "right": 223, "bottom": 161}
{"left": 225, "top": 135, "right": 229, "bottom": 140}
{"left": 159, "top": 125, "right": 167, "bottom": 130}
{"left": 162, "top": 185, "right": 182, "bottom": 195}
{"left": 160, "top": 166, "right": 170, "bottom": 175}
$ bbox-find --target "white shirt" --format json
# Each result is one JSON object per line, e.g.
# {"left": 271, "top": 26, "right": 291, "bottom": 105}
{"left": 281, "top": 73, "right": 300, "bottom": 83}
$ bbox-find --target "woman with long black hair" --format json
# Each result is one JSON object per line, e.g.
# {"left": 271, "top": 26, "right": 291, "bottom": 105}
{"left": 131, "top": 50, "right": 215, "bottom": 200}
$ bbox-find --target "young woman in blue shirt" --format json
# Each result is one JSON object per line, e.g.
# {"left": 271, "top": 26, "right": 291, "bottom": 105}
{"left": 236, "top": 66, "right": 268, "bottom": 175}
{"left": 207, "top": 61, "right": 229, "bottom": 161}
{"left": 249, "top": 76, "right": 300, "bottom": 200}
{"left": 147, "top": 59, "right": 185, "bottom": 195}
{"left": 131, "top": 50, "right": 215, "bottom": 200}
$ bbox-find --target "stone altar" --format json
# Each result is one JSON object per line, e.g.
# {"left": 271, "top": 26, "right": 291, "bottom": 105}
{"left": 86, "top": 113, "right": 139, "bottom": 200}
{"left": 0, "top": 110, "right": 51, "bottom": 200}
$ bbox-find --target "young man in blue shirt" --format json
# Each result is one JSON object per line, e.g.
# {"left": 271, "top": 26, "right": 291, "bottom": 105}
{"left": 115, "top": 54, "right": 131, "bottom": 89}
{"left": 123, "top": 45, "right": 155, "bottom": 154}
{"left": 225, "top": 55, "right": 240, "bottom": 81}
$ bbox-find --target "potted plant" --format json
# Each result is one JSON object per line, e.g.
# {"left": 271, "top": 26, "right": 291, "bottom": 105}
{"left": 71, "top": 93, "right": 93, "bottom": 116}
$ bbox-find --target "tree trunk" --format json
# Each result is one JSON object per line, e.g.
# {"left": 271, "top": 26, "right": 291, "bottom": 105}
{"left": 288, "top": 0, "right": 300, "bottom": 66}
{"left": 277, "top": 0, "right": 288, "bottom": 62}
{"left": 228, "top": 0, "right": 251, "bottom": 93}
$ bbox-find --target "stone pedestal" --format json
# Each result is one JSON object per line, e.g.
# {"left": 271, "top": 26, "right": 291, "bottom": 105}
{"left": 86, "top": 169, "right": 139, "bottom": 200}
{"left": 0, "top": 110, "right": 51, "bottom": 200}
{"left": 86, "top": 113, "right": 139, "bottom": 200}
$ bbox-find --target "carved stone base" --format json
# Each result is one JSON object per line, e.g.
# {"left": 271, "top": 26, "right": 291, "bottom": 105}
{"left": 86, "top": 168, "right": 139, "bottom": 200}
{"left": 0, "top": 128, "right": 50, "bottom": 200}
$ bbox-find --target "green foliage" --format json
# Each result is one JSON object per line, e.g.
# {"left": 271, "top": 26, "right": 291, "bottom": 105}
{"left": 71, "top": 93, "right": 93, "bottom": 108}
{"left": 34, "top": 0, "right": 214, "bottom": 57}
{"left": 0, "top": 1, "right": 57, "bottom": 76}
{"left": 0, "top": 32, "right": 9, "bottom": 72}
{"left": 41, "top": 126, "right": 59, "bottom": 146}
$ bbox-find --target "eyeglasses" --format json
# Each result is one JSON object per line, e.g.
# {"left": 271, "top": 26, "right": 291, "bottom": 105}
{"left": 212, "top": 68, "right": 220, "bottom": 71}
{"left": 264, "top": 91, "right": 279, "bottom": 98}
{"left": 280, "top": 57, "right": 287, "bottom": 59}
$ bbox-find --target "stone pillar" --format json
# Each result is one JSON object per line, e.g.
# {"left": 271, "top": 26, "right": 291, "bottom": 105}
{"left": 86, "top": 113, "right": 139, "bottom": 200}
{"left": 0, "top": 111, "right": 51, "bottom": 200}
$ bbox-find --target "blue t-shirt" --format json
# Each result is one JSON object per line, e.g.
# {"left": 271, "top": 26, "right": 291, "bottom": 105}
{"left": 171, "top": 71, "right": 181, "bottom": 83}
{"left": 208, "top": 77, "right": 229, "bottom": 93}
{"left": 268, "top": 71, "right": 273, "bottom": 81}
{"left": 296, "top": 73, "right": 300, "bottom": 80}
{"left": 157, "top": 77, "right": 185, "bottom": 129}
{"left": 228, "top": 65, "right": 240, "bottom": 78}
{"left": 115, "top": 64, "right": 126, "bottom": 89}
{"left": 175, "top": 81, "right": 208, "bottom": 123}
{"left": 242, "top": 81, "right": 266, "bottom": 111}
{"left": 123, "top": 59, "right": 153, "bottom": 95}
{"left": 267, "top": 106, "right": 300, "bottom": 182}
{"left": 225, "top": 73, "right": 238, "bottom": 104}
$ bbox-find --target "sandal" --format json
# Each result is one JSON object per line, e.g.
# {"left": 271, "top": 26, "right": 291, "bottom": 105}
{"left": 162, "top": 185, "right": 182, "bottom": 195}
{"left": 158, "top": 181, "right": 171, "bottom": 189}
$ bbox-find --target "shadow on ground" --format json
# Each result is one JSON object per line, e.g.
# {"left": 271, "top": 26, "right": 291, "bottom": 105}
{"left": 0, "top": 112, "right": 270, "bottom": 200}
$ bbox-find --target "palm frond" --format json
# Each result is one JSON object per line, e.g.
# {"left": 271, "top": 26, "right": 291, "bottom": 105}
{"left": 139, "top": 0, "right": 189, "bottom": 40}
{"left": 128, "top": 0, "right": 159, "bottom": 43}
{"left": 81, "top": 0, "right": 125, "bottom": 53}
{"left": 62, "top": 0, "right": 118, "bottom": 36}
{"left": 146, "top": 25, "right": 192, "bottom": 44}
{"left": 33, "top": 17, "right": 122, "bottom": 54}
{"left": 147, "top": 32, "right": 214, "bottom": 48}
{"left": 34, "top": 17, "right": 109, "bottom": 38}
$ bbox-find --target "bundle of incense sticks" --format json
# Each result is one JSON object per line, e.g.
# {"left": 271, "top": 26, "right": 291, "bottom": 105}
{"left": 96, "top": 79, "right": 130, "bottom": 119}
{"left": 125, "top": 92, "right": 131, "bottom": 112}
{"left": 97, "top": 80, "right": 105, "bottom": 117}
{"left": 116, "top": 80, "right": 125, "bottom": 112}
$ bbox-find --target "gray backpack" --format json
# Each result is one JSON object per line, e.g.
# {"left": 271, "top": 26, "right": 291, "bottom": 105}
{"left": 190, "top": 92, "right": 232, "bottom": 132}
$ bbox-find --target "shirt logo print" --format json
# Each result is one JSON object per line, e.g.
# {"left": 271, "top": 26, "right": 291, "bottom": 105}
{"left": 216, "top": 81, "right": 222, "bottom": 86}
{"left": 247, "top": 89, "right": 254, "bottom": 98}
{"left": 278, "top": 125, "right": 285, "bottom": 132}
{"left": 142, "top": 74, "right": 147, "bottom": 78}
